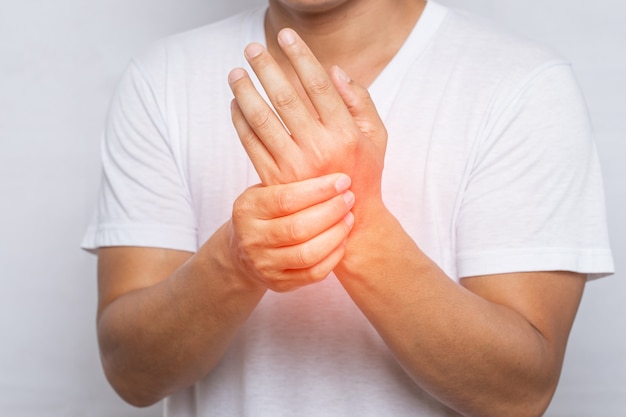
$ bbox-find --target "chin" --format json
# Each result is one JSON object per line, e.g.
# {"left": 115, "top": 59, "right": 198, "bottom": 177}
{"left": 270, "top": 0, "right": 353, "bottom": 14}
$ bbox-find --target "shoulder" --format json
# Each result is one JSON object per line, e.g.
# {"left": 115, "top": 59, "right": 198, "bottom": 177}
{"left": 421, "top": 4, "right": 583, "bottom": 135}
{"left": 434, "top": 6, "right": 570, "bottom": 87}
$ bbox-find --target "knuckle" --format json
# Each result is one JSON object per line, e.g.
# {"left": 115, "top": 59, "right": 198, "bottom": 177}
{"left": 241, "top": 250, "right": 273, "bottom": 279}
{"left": 269, "top": 281, "right": 293, "bottom": 293}
{"left": 303, "top": 266, "right": 327, "bottom": 284}
{"left": 272, "top": 188, "right": 295, "bottom": 214}
{"left": 263, "top": 272, "right": 295, "bottom": 293}
{"left": 287, "top": 216, "right": 307, "bottom": 242}
{"left": 302, "top": 253, "right": 336, "bottom": 283}
{"left": 338, "top": 125, "right": 359, "bottom": 144}
{"left": 297, "top": 266, "right": 317, "bottom": 283}
{"left": 273, "top": 89, "right": 300, "bottom": 112}
{"left": 251, "top": 257, "right": 271, "bottom": 275}
{"left": 232, "top": 194, "right": 252, "bottom": 218}
{"left": 248, "top": 108, "right": 275, "bottom": 131}
{"left": 311, "top": 148, "right": 330, "bottom": 169}
{"left": 280, "top": 156, "right": 312, "bottom": 182}
{"left": 307, "top": 76, "right": 332, "bottom": 97}
{"left": 294, "top": 244, "right": 316, "bottom": 268}
{"left": 239, "top": 129, "right": 259, "bottom": 150}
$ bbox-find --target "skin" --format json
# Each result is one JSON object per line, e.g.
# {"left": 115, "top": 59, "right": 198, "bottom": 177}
{"left": 97, "top": 1, "right": 586, "bottom": 416}
{"left": 264, "top": 0, "right": 426, "bottom": 90}
{"left": 98, "top": 173, "right": 354, "bottom": 404}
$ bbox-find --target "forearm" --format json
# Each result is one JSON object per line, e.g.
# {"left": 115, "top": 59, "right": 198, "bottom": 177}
{"left": 335, "top": 210, "right": 561, "bottom": 417}
{"left": 97, "top": 223, "right": 266, "bottom": 406}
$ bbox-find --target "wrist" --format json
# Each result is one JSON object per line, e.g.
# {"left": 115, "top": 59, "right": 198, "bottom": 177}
{"left": 198, "top": 221, "right": 267, "bottom": 296}
{"left": 338, "top": 202, "right": 394, "bottom": 274}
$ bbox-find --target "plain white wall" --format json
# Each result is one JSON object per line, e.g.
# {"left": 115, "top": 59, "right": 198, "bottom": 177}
{"left": 0, "top": 1, "right": 623, "bottom": 416}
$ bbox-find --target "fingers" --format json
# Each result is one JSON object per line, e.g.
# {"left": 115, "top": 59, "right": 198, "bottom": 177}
{"left": 276, "top": 28, "right": 353, "bottom": 126}
{"left": 234, "top": 173, "right": 352, "bottom": 219}
{"left": 329, "top": 65, "right": 388, "bottom": 145}
{"left": 230, "top": 29, "right": 386, "bottom": 188}
{"left": 248, "top": 209, "right": 353, "bottom": 274}
{"left": 261, "top": 189, "right": 355, "bottom": 247}
{"left": 259, "top": 239, "right": 349, "bottom": 293}
{"left": 230, "top": 99, "right": 276, "bottom": 184}
{"left": 228, "top": 67, "right": 297, "bottom": 165}
{"left": 242, "top": 42, "right": 319, "bottom": 140}
{"left": 245, "top": 205, "right": 353, "bottom": 292}
{"left": 231, "top": 174, "right": 355, "bottom": 292}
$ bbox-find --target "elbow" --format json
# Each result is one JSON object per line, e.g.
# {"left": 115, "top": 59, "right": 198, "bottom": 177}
{"left": 495, "top": 377, "right": 559, "bottom": 417}
{"left": 115, "top": 389, "right": 163, "bottom": 409}
{"left": 470, "top": 394, "right": 553, "bottom": 417}
{"left": 461, "top": 370, "right": 560, "bottom": 417}
{"left": 100, "top": 353, "right": 165, "bottom": 407}
{"left": 519, "top": 368, "right": 562, "bottom": 417}
{"left": 524, "top": 387, "right": 559, "bottom": 417}
{"left": 97, "top": 331, "right": 167, "bottom": 407}
{"left": 117, "top": 390, "right": 163, "bottom": 409}
{"left": 101, "top": 358, "right": 166, "bottom": 408}
{"left": 97, "top": 316, "right": 168, "bottom": 407}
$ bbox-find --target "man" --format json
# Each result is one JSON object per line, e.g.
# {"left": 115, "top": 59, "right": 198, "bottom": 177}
{"left": 83, "top": 0, "right": 614, "bottom": 416}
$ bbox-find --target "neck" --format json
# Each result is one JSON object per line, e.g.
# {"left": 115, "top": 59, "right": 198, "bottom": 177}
{"left": 265, "top": 0, "right": 426, "bottom": 87}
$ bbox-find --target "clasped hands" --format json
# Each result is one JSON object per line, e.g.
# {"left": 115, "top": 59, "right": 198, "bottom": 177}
{"left": 227, "top": 28, "right": 388, "bottom": 292}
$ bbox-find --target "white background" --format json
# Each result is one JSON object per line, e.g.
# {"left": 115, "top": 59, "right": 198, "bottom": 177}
{"left": 0, "top": 1, "right": 623, "bottom": 416}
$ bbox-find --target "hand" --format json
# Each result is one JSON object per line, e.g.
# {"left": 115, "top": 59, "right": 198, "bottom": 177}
{"left": 228, "top": 28, "right": 388, "bottom": 217}
{"left": 228, "top": 173, "right": 355, "bottom": 292}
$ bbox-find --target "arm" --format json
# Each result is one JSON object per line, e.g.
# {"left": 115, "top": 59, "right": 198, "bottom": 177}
{"left": 96, "top": 174, "right": 354, "bottom": 406}
{"left": 229, "top": 29, "right": 586, "bottom": 416}
{"left": 335, "top": 210, "right": 585, "bottom": 417}
{"left": 97, "top": 240, "right": 263, "bottom": 407}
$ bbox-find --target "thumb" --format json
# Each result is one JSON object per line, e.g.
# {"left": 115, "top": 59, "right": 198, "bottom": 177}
{"left": 330, "top": 65, "right": 387, "bottom": 144}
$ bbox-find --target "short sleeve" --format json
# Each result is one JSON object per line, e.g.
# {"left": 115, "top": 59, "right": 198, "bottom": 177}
{"left": 81, "top": 60, "right": 197, "bottom": 252}
{"left": 456, "top": 63, "right": 614, "bottom": 279}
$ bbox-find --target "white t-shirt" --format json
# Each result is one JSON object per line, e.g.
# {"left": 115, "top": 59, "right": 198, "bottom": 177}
{"left": 83, "top": 2, "right": 614, "bottom": 416}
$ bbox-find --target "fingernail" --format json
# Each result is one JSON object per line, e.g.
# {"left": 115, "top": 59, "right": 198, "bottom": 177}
{"left": 244, "top": 43, "right": 264, "bottom": 59}
{"left": 344, "top": 212, "right": 355, "bottom": 229}
{"left": 342, "top": 191, "right": 355, "bottom": 209}
{"left": 335, "top": 66, "right": 351, "bottom": 83}
{"left": 228, "top": 68, "right": 246, "bottom": 84}
{"left": 279, "top": 28, "right": 297, "bottom": 46}
{"left": 335, "top": 174, "right": 352, "bottom": 192}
